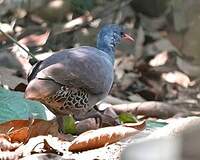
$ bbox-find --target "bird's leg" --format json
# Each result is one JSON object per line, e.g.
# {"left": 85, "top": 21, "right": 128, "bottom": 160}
{"left": 75, "top": 106, "right": 103, "bottom": 127}
{"left": 56, "top": 115, "right": 64, "bottom": 133}
{"left": 74, "top": 105, "right": 120, "bottom": 127}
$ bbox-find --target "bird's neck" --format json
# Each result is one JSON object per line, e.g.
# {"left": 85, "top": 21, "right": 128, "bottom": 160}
{"left": 96, "top": 41, "right": 115, "bottom": 65}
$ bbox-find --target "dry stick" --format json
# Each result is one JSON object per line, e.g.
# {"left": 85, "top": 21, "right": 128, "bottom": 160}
{"left": 110, "top": 101, "right": 189, "bottom": 119}
{"left": 0, "top": 28, "right": 38, "bottom": 63}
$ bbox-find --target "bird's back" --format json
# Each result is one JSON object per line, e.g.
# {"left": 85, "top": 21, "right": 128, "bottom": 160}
{"left": 28, "top": 46, "right": 114, "bottom": 95}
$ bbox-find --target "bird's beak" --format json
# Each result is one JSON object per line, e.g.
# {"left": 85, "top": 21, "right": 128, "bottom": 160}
{"left": 122, "top": 33, "right": 134, "bottom": 42}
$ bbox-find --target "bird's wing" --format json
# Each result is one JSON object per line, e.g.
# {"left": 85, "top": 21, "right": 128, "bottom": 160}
{"left": 30, "top": 47, "right": 114, "bottom": 94}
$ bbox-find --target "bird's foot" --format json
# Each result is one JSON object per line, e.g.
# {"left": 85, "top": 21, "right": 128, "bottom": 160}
{"left": 56, "top": 116, "right": 64, "bottom": 133}
{"left": 75, "top": 106, "right": 120, "bottom": 128}
{"left": 75, "top": 108, "right": 103, "bottom": 127}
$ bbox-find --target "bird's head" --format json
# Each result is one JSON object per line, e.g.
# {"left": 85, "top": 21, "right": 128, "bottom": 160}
{"left": 97, "top": 24, "right": 134, "bottom": 63}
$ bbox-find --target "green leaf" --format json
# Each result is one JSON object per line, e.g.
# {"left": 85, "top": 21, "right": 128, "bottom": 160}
{"left": 0, "top": 87, "right": 46, "bottom": 123}
{"left": 63, "top": 115, "right": 77, "bottom": 134}
{"left": 118, "top": 112, "right": 138, "bottom": 123}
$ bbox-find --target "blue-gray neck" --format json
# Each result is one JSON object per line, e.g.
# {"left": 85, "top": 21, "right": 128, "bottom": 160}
{"left": 96, "top": 39, "right": 115, "bottom": 65}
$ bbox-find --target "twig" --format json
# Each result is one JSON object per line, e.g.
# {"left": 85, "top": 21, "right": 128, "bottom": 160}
{"left": 0, "top": 28, "right": 38, "bottom": 63}
{"left": 110, "top": 101, "right": 189, "bottom": 119}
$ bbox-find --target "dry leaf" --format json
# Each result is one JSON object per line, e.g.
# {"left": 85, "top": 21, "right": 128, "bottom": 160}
{"left": 18, "top": 32, "right": 50, "bottom": 47}
{"left": 14, "top": 82, "right": 27, "bottom": 92}
{"left": 162, "top": 71, "right": 190, "bottom": 88}
{"left": 0, "top": 119, "right": 59, "bottom": 143}
{"left": 30, "top": 138, "right": 63, "bottom": 156}
{"left": 28, "top": 119, "right": 59, "bottom": 137}
{"left": 0, "top": 134, "right": 21, "bottom": 151}
{"left": 69, "top": 121, "right": 145, "bottom": 152}
{"left": 42, "top": 139, "right": 63, "bottom": 156}
{"left": 9, "top": 127, "right": 30, "bottom": 143}
{"left": 149, "top": 51, "right": 168, "bottom": 67}
{"left": 0, "top": 120, "right": 31, "bottom": 134}
{"left": 122, "top": 121, "right": 146, "bottom": 130}
{"left": 0, "top": 23, "right": 13, "bottom": 42}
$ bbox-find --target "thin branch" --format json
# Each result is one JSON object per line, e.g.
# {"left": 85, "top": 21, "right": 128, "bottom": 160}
{"left": 0, "top": 28, "right": 38, "bottom": 63}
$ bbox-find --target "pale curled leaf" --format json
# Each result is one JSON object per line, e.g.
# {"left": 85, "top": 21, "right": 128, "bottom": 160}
{"left": 149, "top": 51, "right": 168, "bottom": 67}
{"left": 18, "top": 32, "right": 50, "bottom": 47}
{"left": 69, "top": 121, "right": 145, "bottom": 152}
{"left": 0, "top": 23, "right": 13, "bottom": 42}
{"left": 0, "top": 23, "right": 13, "bottom": 33}
{"left": 162, "top": 71, "right": 190, "bottom": 88}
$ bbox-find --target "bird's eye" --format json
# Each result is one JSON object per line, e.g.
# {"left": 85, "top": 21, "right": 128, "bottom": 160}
{"left": 120, "top": 31, "right": 124, "bottom": 36}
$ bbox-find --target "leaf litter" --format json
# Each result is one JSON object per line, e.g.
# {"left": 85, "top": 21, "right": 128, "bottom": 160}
{"left": 1, "top": 0, "right": 200, "bottom": 159}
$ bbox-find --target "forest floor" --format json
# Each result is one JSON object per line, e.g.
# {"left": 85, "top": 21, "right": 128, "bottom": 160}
{"left": 0, "top": 0, "right": 200, "bottom": 159}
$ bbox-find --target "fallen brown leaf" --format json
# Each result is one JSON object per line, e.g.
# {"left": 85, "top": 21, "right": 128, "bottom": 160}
{"left": 28, "top": 119, "right": 59, "bottom": 138}
{"left": 9, "top": 127, "right": 30, "bottom": 143}
{"left": 14, "top": 83, "right": 27, "bottom": 92}
{"left": 0, "top": 119, "right": 59, "bottom": 143}
{"left": 69, "top": 121, "right": 145, "bottom": 152}
{"left": 0, "top": 120, "right": 31, "bottom": 134}
{"left": 162, "top": 71, "right": 190, "bottom": 88}
{"left": 0, "top": 134, "right": 21, "bottom": 151}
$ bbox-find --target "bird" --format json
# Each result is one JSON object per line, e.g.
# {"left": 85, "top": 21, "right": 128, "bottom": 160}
{"left": 25, "top": 24, "right": 134, "bottom": 132}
